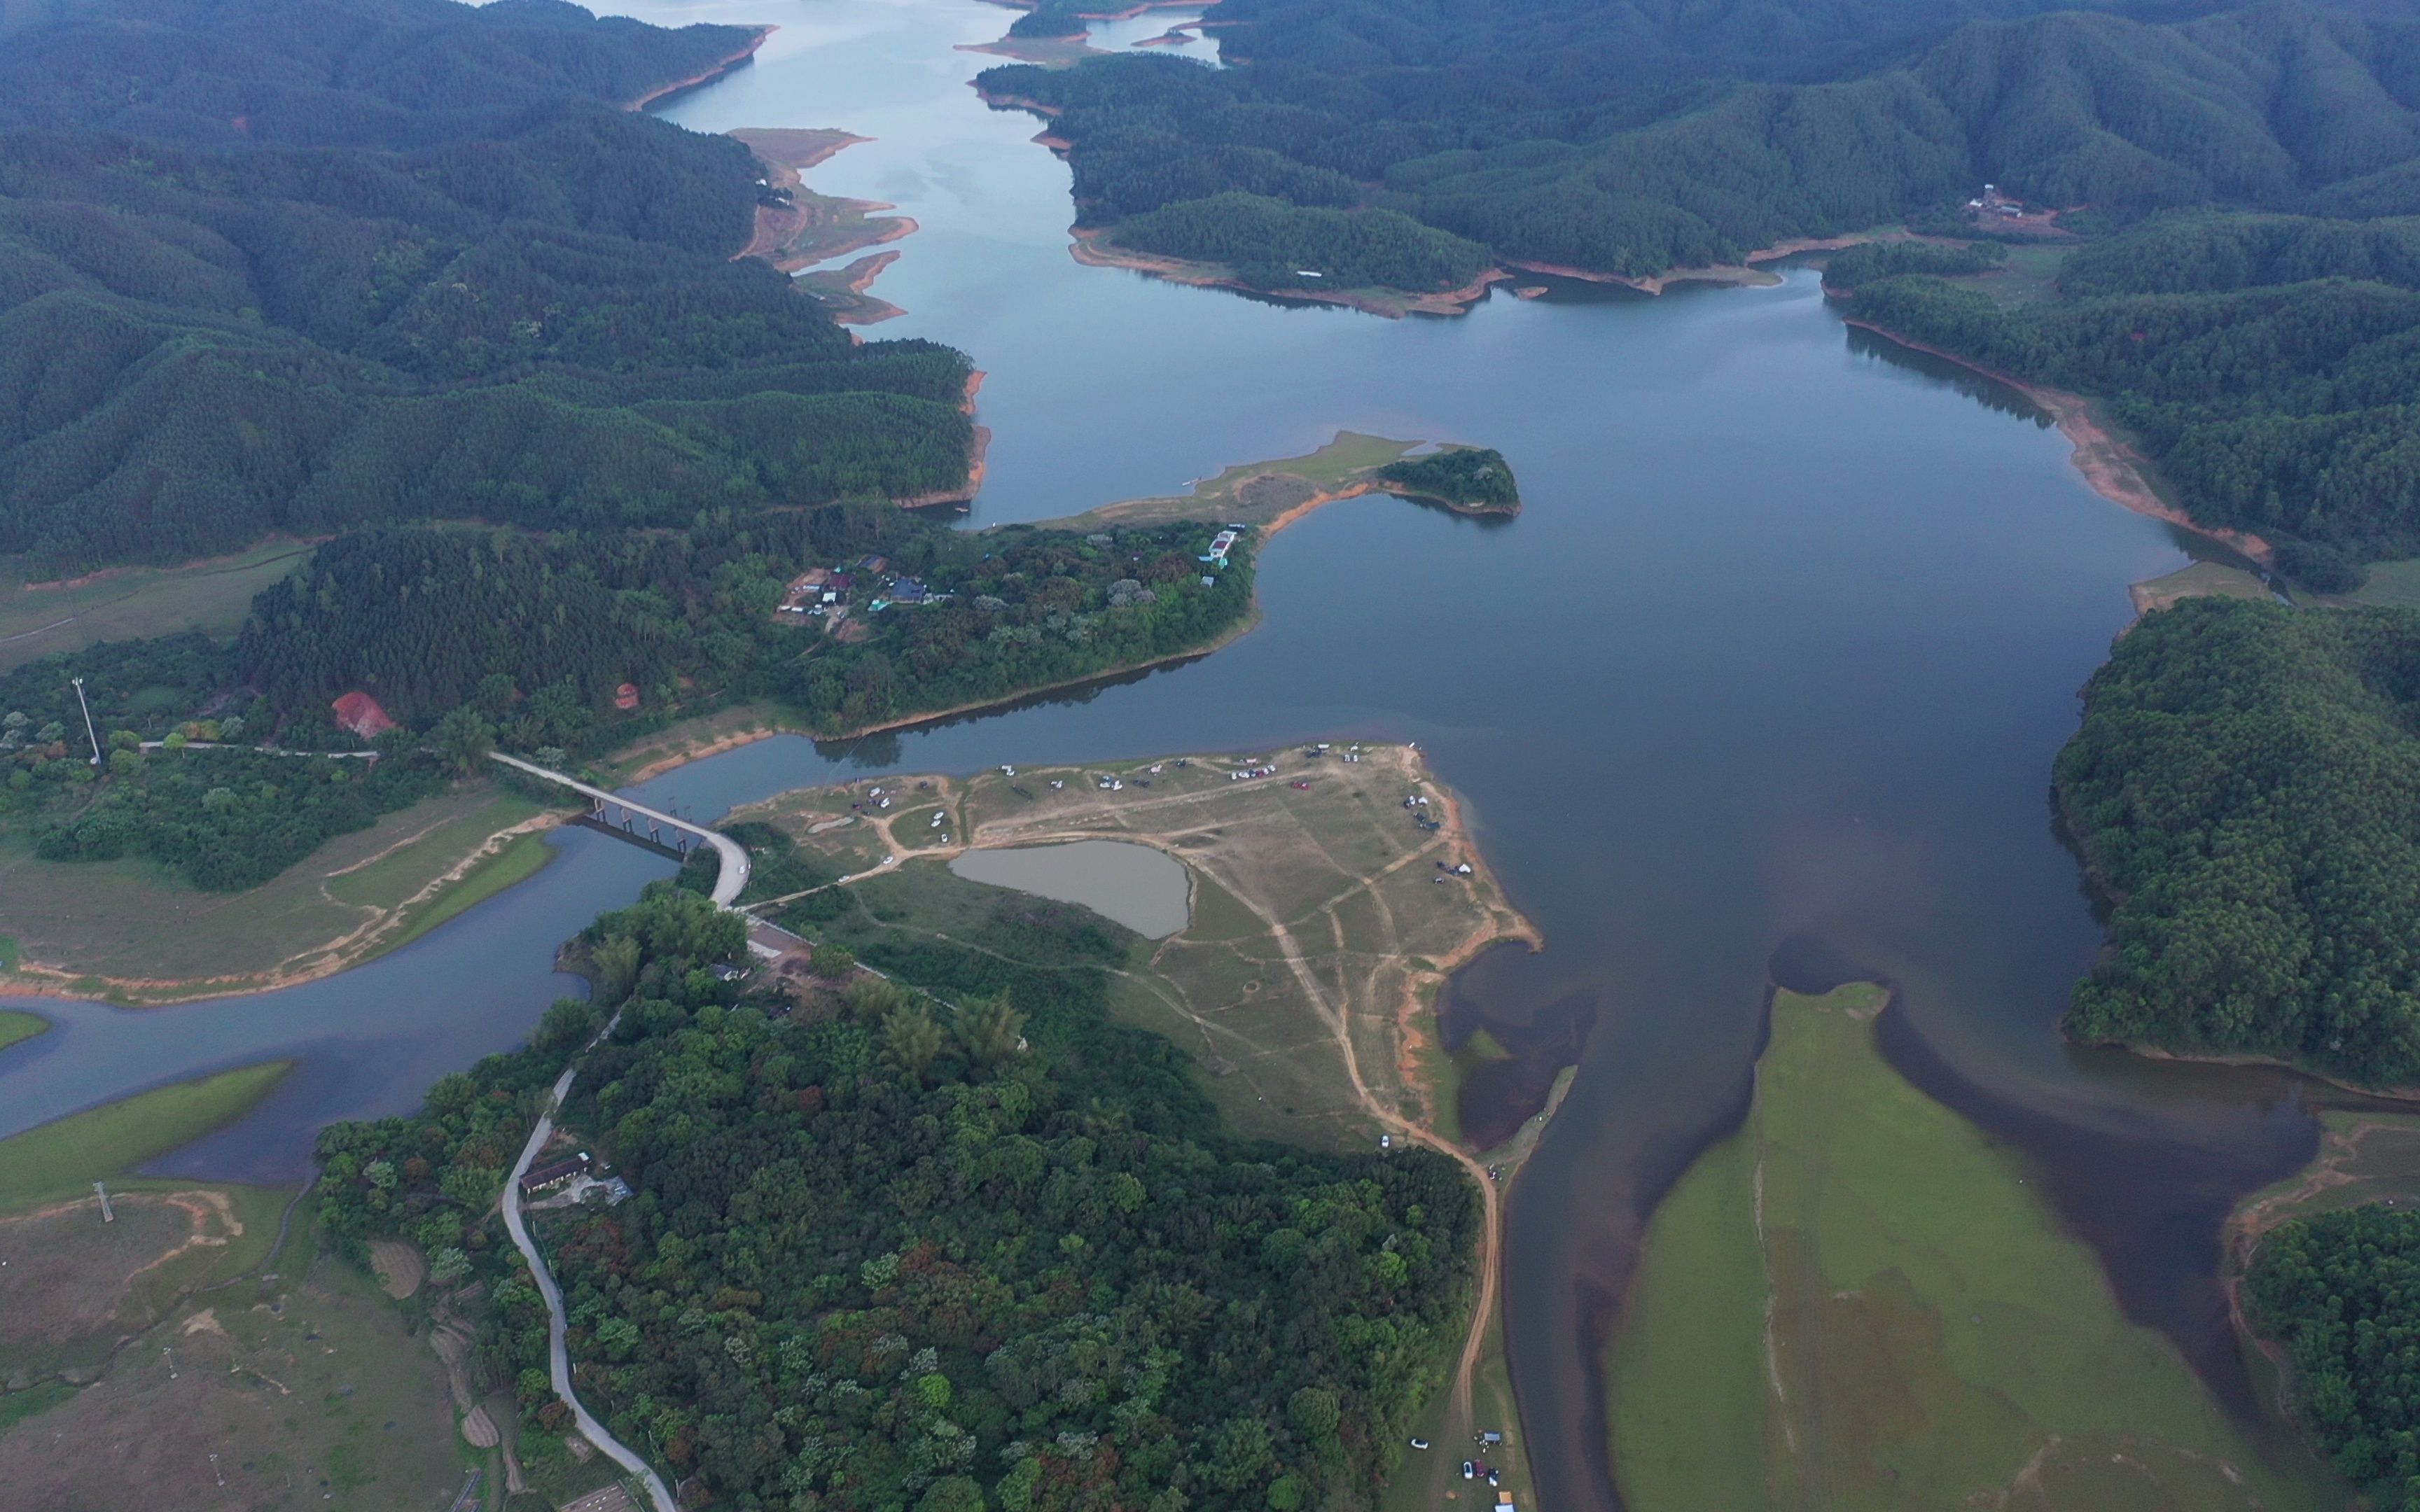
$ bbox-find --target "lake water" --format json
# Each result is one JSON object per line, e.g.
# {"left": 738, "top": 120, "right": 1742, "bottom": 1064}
{"left": 950, "top": 840, "right": 1192, "bottom": 938}
{"left": 0, "top": 0, "right": 2349, "bottom": 1505}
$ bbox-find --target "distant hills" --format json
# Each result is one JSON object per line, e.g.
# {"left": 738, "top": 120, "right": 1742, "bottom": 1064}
{"left": 984, "top": 1, "right": 2420, "bottom": 276}
{"left": 0, "top": 0, "right": 971, "bottom": 573}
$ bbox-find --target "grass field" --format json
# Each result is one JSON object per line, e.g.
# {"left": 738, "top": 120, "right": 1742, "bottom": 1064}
{"left": 2131, "top": 561, "right": 2274, "bottom": 617}
{"left": 377, "top": 830, "right": 555, "bottom": 953}
{"left": 0, "top": 1063, "right": 291, "bottom": 1208}
{"left": 730, "top": 744, "right": 1536, "bottom": 1152}
{"left": 2329, "top": 556, "right": 2420, "bottom": 608}
{"left": 0, "top": 784, "right": 550, "bottom": 998}
{"left": 0, "top": 1182, "right": 288, "bottom": 1382}
{"left": 0, "top": 1208, "right": 468, "bottom": 1512}
{"left": 0, "top": 1009, "right": 46, "bottom": 1053}
{"left": 1942, "top": 241, "right": 2073, "bottom": 307}
{"left": 1047, "top": 431, "right": 1428, "bottom": 533}
{"left": 0, "top": 540, "right": 310, "bottom": 672}
{"left": 1607, "top": 984, "right": 2337, "bottom": 1512}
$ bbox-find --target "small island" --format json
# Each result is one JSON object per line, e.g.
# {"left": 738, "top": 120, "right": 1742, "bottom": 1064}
{"left": 1377, "top": 447, "right": 1522, "bottom": 515}
{"left": 1050, "top": 430, "right": 1522, "bottom": 536}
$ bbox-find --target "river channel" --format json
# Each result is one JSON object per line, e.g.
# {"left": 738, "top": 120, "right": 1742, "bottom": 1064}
{"left": 0, "top": 0, "right": 2353, "bottom": 1504}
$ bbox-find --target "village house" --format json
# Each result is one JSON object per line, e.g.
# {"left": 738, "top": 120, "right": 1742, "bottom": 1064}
{"left": 520, "top": 1151, "right": 592, "bottom": 1197}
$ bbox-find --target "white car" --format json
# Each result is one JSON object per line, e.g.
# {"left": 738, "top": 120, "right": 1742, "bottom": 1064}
{"left": 1460, "top": 1461, "right": 1475, "bottom": 1480}
{"left": 1409, "top": 1438, "right": 1430, "bottom": 1451}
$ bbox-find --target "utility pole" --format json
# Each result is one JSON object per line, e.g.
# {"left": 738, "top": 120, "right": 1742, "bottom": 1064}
{"left": 70, "top": 676, "right": 100, "bottom": 765}
{"left": 92, "top": 1180, "right": 113, "bottom": 1221}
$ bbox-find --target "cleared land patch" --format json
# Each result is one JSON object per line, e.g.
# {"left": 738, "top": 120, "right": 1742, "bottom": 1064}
{"left": 0, "top": 1186, "right": 281, "bottom": 1385}
{"left": 0, "top": 783, "right": 553, "bottom": 1000}
{"left": 1608, "top": 983, "right": 2336, "bottom": 1511}
{"left": 729, "top": 744, "right": 1535, "bottom": 1151}
{"left": 0, "top": 1214, "right": 464, "bottom": 1512}
{"left": 0, "top": 540, "right": 309, "bottom": 673}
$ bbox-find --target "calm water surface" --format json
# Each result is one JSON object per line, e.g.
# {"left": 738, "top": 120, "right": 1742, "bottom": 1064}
{"left": 950, "top": 840, "right": 1193, "bottom": 939}
{"left": 0, "top": 0, "right": 2341, "bottom": 1503}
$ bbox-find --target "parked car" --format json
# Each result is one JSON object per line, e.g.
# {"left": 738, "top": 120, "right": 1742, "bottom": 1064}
{"left": 1410, "top": 1438, "right": 1430, "bottom": 1450}
{"left": 1461, "top": 1462, "right": 1475, "bottom": 1480}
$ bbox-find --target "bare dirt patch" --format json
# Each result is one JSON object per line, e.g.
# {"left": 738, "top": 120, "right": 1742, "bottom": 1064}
{"left": 366, "top": 1239, "right": 424, "bottom": 1300}
{"left": 0, "top": 1190, "right": 246, "bottom": 1370}
{"left": 0, "top": 1247, "right": 462, "bottom": 1512}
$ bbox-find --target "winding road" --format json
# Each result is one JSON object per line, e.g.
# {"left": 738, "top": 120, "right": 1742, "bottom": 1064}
{"left": 503, "top": 1054, "right": 678, "bottom": 1512}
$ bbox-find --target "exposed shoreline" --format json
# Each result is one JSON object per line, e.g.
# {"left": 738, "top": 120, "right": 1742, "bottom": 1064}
{"left": 0, "top": 810, "right": 567, "bottom": 1008}
{"left": 730, "top": 128, "right": 917, "bottom": 275}
{"left": 1840, "top": 318, "right": 2274, "bottom": 566}
{"left": 1066, "top": 225, "right": 1513, "bottom": 318}
{"left": 627, "top": 28, "right": 773, "bottom": 112}
{"left": 1509, "top": 231, "right": 1896, "bottom": 296}
{"left": 895, "top": 370, "right": 989, "bottom": 507}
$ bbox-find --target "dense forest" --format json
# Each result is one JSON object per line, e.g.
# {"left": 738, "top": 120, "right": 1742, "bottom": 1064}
{"left": 241, "top": 514, "right": 1256, "bottom": 737}
{"left": 0, "top": 0, "right": 973, "bottom": 574}
{"left": 4, "top": 509, "right": 1256, "bottom": 887}
{"left": 981, "top": 4, "right": 2420, "bottom": 279}
{"left": 1842, "top": 218, "right": 2420, "bottom": 571}
{"left": 1375, "top": 449, "right": 1521, "bottom": 513}
{"left": 317, "top": 877, "right": 1479, "bottom": 1510}
{"left": 2054, "top": 597, "right": 2420, "bottom": 1088}
{"left": 2248, "top": 1205, "right": 2420, "bottom": 1508}
{"left": 1111, "top": 194, "right": 1492, "bottom": 294}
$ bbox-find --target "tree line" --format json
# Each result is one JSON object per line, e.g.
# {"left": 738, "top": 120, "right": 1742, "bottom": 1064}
{"left": 2250, "top": 1204, "right": 2420, "bottom": 1509}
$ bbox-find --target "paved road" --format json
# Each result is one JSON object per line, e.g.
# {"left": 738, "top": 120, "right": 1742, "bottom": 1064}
{"left": 489, "top": 750, "right": 751, "bottom": 905}
{"left": 503, "top": 1058, "right": 676, "bottom": 1512}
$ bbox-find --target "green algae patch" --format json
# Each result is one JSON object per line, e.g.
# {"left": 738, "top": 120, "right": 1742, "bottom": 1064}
{"left": 0, "top": 1008, "right": 46, "bottom": 1053}
{"left": 0, "top": 1062, "right": 291, "bottom": 1207}
{"left": 1608, "top": 983, "right": 2332, "bottom": 1511}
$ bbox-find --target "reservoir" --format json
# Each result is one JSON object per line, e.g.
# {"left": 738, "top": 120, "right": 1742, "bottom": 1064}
{"left": 0, "top": 0, "right": 2345, "bottom": 1506}
{"left": 950, "top": 841, "right": 1192, "bottom": 939}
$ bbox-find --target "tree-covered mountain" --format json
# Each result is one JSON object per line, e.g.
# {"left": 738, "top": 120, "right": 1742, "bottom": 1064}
{"left": 0, "top": 0, "right": 974, "bottom": 574}
{"left": 0, "top": 0, "right": 758, "bottom": 147}
{"left": 314, "top": 879, "right": 1478, "bottom": 1511}
{"left": 2053, "top": 596, "right": 2420, "bottom": 1088}
{"left": 1842, "top": 227, "right": 2420, "bottom": 571}
{"left": 982, "top": 3, "right": 2420, "bottom": 278}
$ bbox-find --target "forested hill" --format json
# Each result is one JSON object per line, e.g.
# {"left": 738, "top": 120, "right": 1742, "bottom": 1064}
{"left": 980, "top": 2, "right": 2420, "bottom": 279}
{"left": 0, "top": 0, "right": 760, "bottom": 146}
{"left": 0, "top": 0, "right": 973, "bottom": 574}
{"left": 2054, "top": 596, "right": 2420, "bottom": 1089}
{"left": 1839, "top": 214, "right": 2420, "bottom": 574}
{"left": 314, "top": 883, "right": 1478, "bottom": 1512}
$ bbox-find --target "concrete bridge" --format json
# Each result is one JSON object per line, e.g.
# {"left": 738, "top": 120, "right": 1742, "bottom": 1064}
{"left": 488, "top": 751, "right": 751, "bottom": 907}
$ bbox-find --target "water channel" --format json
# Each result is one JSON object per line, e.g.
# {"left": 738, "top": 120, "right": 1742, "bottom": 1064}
{"left": 0, "top": 0, "right": 2353, "bottom": 1504}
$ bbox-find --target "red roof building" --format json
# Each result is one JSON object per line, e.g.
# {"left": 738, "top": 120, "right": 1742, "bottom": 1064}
{"left": 330, "top": 691, "right": 396, "bottom": 738}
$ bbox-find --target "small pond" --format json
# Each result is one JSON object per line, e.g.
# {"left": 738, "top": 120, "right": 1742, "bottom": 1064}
{"left": 949, "top": 841, "right": 1192, "bottom": 939}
